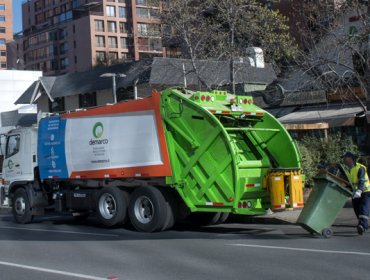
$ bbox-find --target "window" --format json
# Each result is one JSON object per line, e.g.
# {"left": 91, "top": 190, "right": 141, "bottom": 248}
{"left": 106, "top": 5, "right": 116, "bottom": 17}
{"left": 107, "top": 21, "right": 117, "bottom": 32}
{"left": 136, "top": 8, "right": 159, "bottom": 19}
{"left": 0, "top": 27, "right": 5, "bottom": 33}
{"left": 108, "top": 52, "right": 118, "bottom": 62}
{"left": 79, "top": 92, "right": 97, "bottom": 108}
{"left": 0, "top": 51, "right": 6, "bottom": 57}
{"left": 6, "top": 135, "right": 20, "bottom": 158}
{"left": 138, "top": 23, "right": 161, "bottom": 36}
{"left": 0, "top": 39, "right": 5, "bottom": 46}
{"left": 136, "top": 0, "right": 148, "bottom": 5}
{"left": 96, "top": 36, "right": 105, "bottom": 47}
{"left": 60, "top": 42, "right": 68, "bottom": 54}
{"left": 0, "top": 4, "right": 5, "bottom": 11}
{"left": 118, "top": 6, "right": 126, "bottom": 18}
{"left": 60, "top": 57, "right": 69, "bottom": 69}
{"left": 96, "top": 51, "right": 106, "bottom": 64}
{"left": 49, "top": 97, "right": 65, "bottom": 113}
{"left": 0, "top": 62, "right": 6, "bottom": 69}
{"left": 119, "top": 22, "right": 127, "bottom": 33}
{"left": 120, "top": 37, "right": 128, "bottom": 48}
{"left": 108, "top": 36, "right": 118, "bottom": 48}
{"left": 0, "top": 16, "right": 5, "bottom": 22}
{"left": 94, "top": 20, "right": 104, "bottom": 32}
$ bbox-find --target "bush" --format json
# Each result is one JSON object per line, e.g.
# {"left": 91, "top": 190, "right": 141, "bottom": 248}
{"left": 296, "top": 133, "right": 358, "bottom": 187}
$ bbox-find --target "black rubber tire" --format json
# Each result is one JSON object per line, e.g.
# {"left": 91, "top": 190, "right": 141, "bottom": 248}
{"left": 159, "top": 188, "right": 178, "bottom": 231}
{"left": 96, "top": 187, "right": 129, "bottom": 227}
{"left": 128, "top": 186, "right": 168, "bottom": 232}
{"left": 322, "top": 228, "right": 333, "bottom": 238}
{"left": 12, "top": 188, "right": 33, "bottom": 224}
{"left": 216, "top": 213, "right": 229, "bottom": 224}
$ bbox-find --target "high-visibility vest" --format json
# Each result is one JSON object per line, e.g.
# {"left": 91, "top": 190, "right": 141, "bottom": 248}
{"left": 346, "top": 163, "right": 370, "bottom": 192}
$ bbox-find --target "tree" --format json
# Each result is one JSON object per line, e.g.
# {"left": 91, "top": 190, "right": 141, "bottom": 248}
{"left": 287, "top": 0, "right": 370, "bottom": 111}
{"left": 158, "top": 0, "right": 297, "bottom": 92}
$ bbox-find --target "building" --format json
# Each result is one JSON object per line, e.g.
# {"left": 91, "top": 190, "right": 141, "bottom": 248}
{"left": 0, "top": 0, "right": 12, "bottom": 69}
{"left": 21, "top": 0, "right": 164, "bottom": 75}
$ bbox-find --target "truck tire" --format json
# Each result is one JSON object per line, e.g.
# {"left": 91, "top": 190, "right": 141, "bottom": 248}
{"left": 128, "top": 186, "right": 167, "bottom": 232}
{"left": 96, "top": 187, "right": 129, "bottom": 227}
{"left": 159, "top": 188, "right": 178, "bottom": 231}
{"left": 216, "top": 213, "right": 229, "bottom": 224}
{"left": 12, "top": 188, "right": 33, "bottom": 224}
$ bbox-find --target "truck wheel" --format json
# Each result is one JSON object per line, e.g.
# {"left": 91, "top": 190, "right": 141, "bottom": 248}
{"left": 216, "top": 213, "right": 229, "bottom": 224}
{"left": 128, "top": 186, "right": 167, "bottom": 232}
{"left": 96, "top": 187, "right": 128, "bottom": 227}
{"left": 159, "top": 188, "right": 178, "bottom": 231}
{"left": 12, "top": 188, "right": 33, "bottom": 224}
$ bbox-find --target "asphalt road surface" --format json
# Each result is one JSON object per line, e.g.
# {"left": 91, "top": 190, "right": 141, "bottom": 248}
{"left": 0, "top": 207, "right": 368, "bottom": 280}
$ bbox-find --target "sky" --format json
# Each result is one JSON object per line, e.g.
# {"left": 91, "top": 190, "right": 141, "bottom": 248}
{"left": 12, "top": 0, "right": 23, "bottom": 33}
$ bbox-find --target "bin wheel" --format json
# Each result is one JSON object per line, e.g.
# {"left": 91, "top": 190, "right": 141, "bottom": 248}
{"left": 322, "top": 228, "right": 333, "bottom": 238}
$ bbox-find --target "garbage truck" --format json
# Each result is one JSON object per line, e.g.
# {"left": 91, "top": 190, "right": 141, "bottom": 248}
{"left": 0, "top": 88, "right": 304, "bottom": 232}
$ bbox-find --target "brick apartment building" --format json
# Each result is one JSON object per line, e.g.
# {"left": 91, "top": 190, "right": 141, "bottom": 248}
{"left": 0, "top": 0, "right": 12, "bottom": 69}
{"left": 19, "top": 0, "right": 165, "bottom": 75}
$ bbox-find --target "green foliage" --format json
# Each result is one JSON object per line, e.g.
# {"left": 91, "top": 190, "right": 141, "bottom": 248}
{"left": 297, "top": 133, "right": 358, "bottom": 187}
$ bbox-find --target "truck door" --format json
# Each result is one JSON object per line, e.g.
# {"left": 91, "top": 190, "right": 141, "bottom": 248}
{"left": 3, "top": 132, "right": 33, "bottom": 183}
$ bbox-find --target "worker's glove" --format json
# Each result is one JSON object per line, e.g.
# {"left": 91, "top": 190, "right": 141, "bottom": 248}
{"left": 353, "top": 190, "right": 362, "bottom": 199}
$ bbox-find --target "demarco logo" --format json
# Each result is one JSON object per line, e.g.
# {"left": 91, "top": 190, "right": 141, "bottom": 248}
{"left": 93, "top": 122, "right": 104, "bottom": 139}
{"left": 89, "top": 122, "right": 109, "bottom": 145}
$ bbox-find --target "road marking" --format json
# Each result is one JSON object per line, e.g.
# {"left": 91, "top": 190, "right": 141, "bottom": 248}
{"left": 228, "top": 244, "right": 370, "bottom": 256}
{"left": 0, "top": 260, "right": 107, "bottom": 280}
{"left": 0, "top": 226, "right": 119, "bottom": 237}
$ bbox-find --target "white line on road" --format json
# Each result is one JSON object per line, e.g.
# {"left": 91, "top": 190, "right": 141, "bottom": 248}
{"left": 0, "top": 260, "right": 108, "bottom": 280}
{"left": 228, "top": 243, "right": 370, "bottom": 256}
{"left": 0, "top": 226, "right": 119, "bottom": 237}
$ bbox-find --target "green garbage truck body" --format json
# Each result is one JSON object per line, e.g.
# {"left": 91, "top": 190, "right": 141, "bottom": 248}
{"left": 0, "top": 88, "right": 304, "bottom": 232}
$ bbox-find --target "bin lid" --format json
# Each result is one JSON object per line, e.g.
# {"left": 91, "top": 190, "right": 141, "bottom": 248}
{"left": 314, "top": 173, "right": 353, "bottom": 196}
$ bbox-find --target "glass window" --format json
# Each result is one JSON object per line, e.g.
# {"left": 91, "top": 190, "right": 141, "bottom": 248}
{"left": 60, "top": 57, "right": 69, "bottom": 69}
{"left": 120, "top": 37, "right": 128, "bottom": 48}
{"left": 119, "top": 22, "right": 127, "bottom": 33}
{"left": 0, "top": 39, "right": 5, "bottom": 45}
{"left": 94, "top": 20, "right": 104, "bottom": 32}
{"left": 107, "top": 21, "right": 117, "bottom": 33}
{"left": 49, "top": 97, "right": 65, "bottom": 112}
{"left": 0, "top": 16, "right": 5, "bottom": 22}
{"left": 79, "top": 92, "right": 97, "bottom": 108}
{"left": 6, "top": 135, "right": 20, "bottom": 158}
{"left": 136, "top": 0, "right": 147, "bottom": 5}
{"left": 118, "top": 6, "right": 126, "bottom": 18}
{"left": 96, "top": 35, "right": 105, "bottom": 47}
{"left": 0, "top": 51, "right": 6, "bottom": 56}
{"left": 106, "top": 5, "right": 116, "bottom": 17}
{"left": 0, "top": 62, "right": 6, "bottom": 69}
{"left": 96, "top": 51, "right": 106, "bottom": 64}
{"left": 108, "top": 52, "right": 118, "bottom": 62}
{"left": 108, "top": 36, "right": 118, "bottom": 48}
{"left": 0, "top": 27, "right": 5, "bottom": 33}
{"left": 0, "top": 4, "right": 5, "bottom": 11}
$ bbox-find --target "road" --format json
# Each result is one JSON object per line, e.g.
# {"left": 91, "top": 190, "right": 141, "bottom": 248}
{"left": 0, "top": 206, "right": 368, "bottom": 280}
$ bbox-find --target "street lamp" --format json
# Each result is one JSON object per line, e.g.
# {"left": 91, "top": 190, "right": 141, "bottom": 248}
{"left": 100, "top": 73, "right": 126, "bottom": 104}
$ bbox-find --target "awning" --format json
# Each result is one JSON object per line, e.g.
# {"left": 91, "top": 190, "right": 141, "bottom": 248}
{"left": 278, "top": 105, "right": 364, "bottom": 127}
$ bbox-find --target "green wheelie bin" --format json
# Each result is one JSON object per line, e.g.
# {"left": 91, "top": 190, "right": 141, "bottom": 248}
{"left": 297, "top": 172, "right": 352, "bottom": 238}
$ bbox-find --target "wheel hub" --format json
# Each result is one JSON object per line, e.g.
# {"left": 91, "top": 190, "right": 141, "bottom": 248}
{"left": 99, "top": 193, "right": 117, "bottom": 219}
{"left": 134, "top": 196, "right": 154, "bottom": 224}
{"left": 15, "top": 197, "right": 26, "bottom": 216}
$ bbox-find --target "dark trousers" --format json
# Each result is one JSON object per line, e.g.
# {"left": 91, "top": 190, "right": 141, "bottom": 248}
{"left": 352, "top": 192, "right": 370, "bottom": 230}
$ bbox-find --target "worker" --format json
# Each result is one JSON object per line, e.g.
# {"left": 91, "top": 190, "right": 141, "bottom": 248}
{"left": 342, "top": 151, "right": 370, "bottom": 235}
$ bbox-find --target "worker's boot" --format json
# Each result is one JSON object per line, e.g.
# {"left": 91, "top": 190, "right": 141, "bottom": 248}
{"left": 357, "top": 224, "right": 365, "bottom": 235}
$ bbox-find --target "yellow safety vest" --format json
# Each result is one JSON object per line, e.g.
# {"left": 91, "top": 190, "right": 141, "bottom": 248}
{"left": 346, "top": 163, "right": 370, "bottom": 192}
